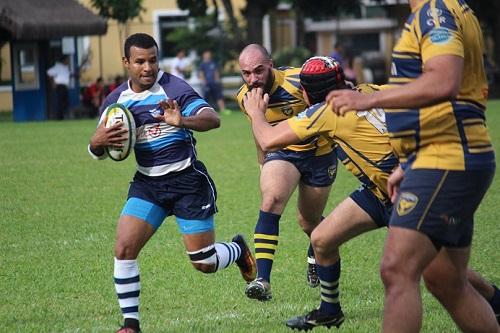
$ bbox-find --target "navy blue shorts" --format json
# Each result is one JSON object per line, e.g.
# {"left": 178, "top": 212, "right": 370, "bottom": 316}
{"left": 390, "top": 168, "right": 495, "bottom": 247}
{"left": 204, "top": 82, "right": 223, "bottom": 101}
{"left": 350, "top": 185, "right": 392, "bottom": 227}
{"left": 264, "top": 149, "right": 337, "bottom": 187}
{"left": 124, "top": 160, "right": 218, "bottom": 226}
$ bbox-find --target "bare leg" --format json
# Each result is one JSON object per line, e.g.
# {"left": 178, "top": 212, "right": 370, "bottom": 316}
{"left": 259, "top": 160, "right": 301, "bottom": 214}
{"left": 467, "top": 269, "right": 495, "bottom": 301}
{"left": 311, "top": 197, "right": 379, "bottom": 266}
{"left": 380, "top": 227, "right": 437, "bottom": 333}
{"left": 296, "top": 182, "right": 332, "bottom": 235}
{"left": 423, "top": 247, "right": 499, "bottom": 333}
{"left": 115, "top": 215, "right": 156, "bottom": 259}
{"left": 182, "top": 230, "right": 216, "bottom": 273}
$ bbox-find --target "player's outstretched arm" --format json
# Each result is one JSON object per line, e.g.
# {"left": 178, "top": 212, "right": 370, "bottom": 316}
{"left": 328, "top": 55, "right": 463, "bottom": 115}
{"left": 326, "top": 89, "right": 373, "bottom": 116}
{"left": 156, "top": 99, "right": 220, "bottom": 132}
{"left": 244, "top": 88, "right": 300, "bottom": 152}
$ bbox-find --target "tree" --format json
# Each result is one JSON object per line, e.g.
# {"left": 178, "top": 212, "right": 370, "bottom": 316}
{"left": 241, "top": 0, "right": 280, "bottom": 44}
{"left": 90, "top": 0, "right": 146, "bottom": 57}
{"left": 176, "top": 0, "right": 277, "bottom": 47}
{"left": 290, "top": 0, "right": 361, "bottom": 48}
{"left": 467, "top": 0, "right": 500, "bottom": 69}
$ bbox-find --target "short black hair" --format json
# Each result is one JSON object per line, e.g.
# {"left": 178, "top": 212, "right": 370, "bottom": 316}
{"left": 124, "top": 33, "right": 159, "bottom": 59}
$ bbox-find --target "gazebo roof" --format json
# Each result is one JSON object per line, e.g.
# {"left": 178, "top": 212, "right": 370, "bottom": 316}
{"left": 0, "top": 0, "right": 107, "bottom": 40}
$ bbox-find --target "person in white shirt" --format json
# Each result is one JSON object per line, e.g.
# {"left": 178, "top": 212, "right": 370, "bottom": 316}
{"left": 47, "top": 55, "right": 71, "bottom": 120}
{"left": 170, "top": 49, "right": 190, "bottom": 80}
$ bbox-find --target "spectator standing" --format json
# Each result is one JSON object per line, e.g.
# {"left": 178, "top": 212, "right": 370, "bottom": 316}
{"left": 47, "top": 54, "right": 71, "bottom": 120}
{"left": 170, "top": 49, "right": 190, "bottom": 80}
{"left": 199, "top": 50, "right": 227, "bottom": 113}
{"left": 83, "top": 77, "right": 105, "bottom": 118}
{"left": 108, "top": 75, "right": 124, "bottom": 93}
{"left": 330, "top": 42, "right": 345, "bottom": 67}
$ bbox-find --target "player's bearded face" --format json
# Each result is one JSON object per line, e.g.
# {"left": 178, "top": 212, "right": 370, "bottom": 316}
{"left": 124, "top": 46, "right": 159, "bottom": 92}
{"left": 248, "top": 68, "right": 273, "bottom": 94}
{"left": 241, "top": 60, "right": 274, "bottom": 94}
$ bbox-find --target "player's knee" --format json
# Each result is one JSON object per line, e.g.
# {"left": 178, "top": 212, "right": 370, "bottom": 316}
{"left": 380, "top": 252, "right": 403, "bottom": 288}
{"left": 187, "top": 244, "right": 218, "bottom": 274}
{"left": 297, "top": 216, "right": 318, "bottom": 235}
{"left": 115, "top": 240, "right": 139, "bottom": 260}
{"left": 261, "top": 194, "right": 286, "bottom": 212}
{"left": 311, "top": 228, "right": 331, "bottom": 257}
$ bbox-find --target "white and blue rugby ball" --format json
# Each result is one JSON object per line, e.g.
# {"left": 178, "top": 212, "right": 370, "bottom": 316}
{"left": 104, "top": 103, "right": 136, "bottom": 161}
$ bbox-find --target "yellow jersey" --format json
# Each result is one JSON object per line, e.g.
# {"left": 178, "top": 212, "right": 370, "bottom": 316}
{"left": 237, "top": 67, "right": 332, "bottom": 156}
{"left": 287, "top": 84, "right": 397, "bottom": 202}
{"left": 388, "top": 0, "right": 495, "bottom": 170}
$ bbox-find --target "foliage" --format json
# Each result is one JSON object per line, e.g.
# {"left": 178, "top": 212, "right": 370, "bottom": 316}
{"left": 166, "top": 17, "right": 237, "bottom": 69}
{"left": 90, "top": 0, "right": 146, "bottom": 61}
{"left": 272, "top": 47, "right": 312, "bottom": 68}
{"left": 177, "top": 0, "right": 208, "bottom": 17}
{"left": 291, "top": 0, "right": 361, "bottom": 19}
{"left": 468, "top": 0, "right": 500, "bottom": 30}
{"left": 89, "top": 0, "right": 145, "bottom": 24}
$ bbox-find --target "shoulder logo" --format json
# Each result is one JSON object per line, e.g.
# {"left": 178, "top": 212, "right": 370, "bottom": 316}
{"left": 397, "top": 192, "right": 419, "bottom": 216}
{"left": 295, "top": 110, "right": 307, "bottom": 120}
{"left": 429, "top": 27, "right": 452, "bottom": 44}
{"left": 426, "top": 8, "right": 446, "bottom": 27}
{"left": 281, "top": 105, "right": 293, "bottom": 116}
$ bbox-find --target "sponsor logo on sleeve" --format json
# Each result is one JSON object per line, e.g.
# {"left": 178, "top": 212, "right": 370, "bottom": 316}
{"left": 429, "top": 27, "right": 452, "bottom": 44}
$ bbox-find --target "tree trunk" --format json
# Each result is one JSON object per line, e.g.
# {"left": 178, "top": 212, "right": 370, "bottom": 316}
{"left": 295, "top": 9, "right": 305, "bottom": 48}
{"left": 493, "top": 21, "right": 500, "bottom": 69}
{"left": 245, "top": 5, "right": 264, "bottom": 44}
{"left": 220, "top": 0, "right": 244, "bottom": 46}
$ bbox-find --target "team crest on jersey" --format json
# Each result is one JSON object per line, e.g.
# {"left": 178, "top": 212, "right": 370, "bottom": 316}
{"left": 327, "top": 164, "right": 337, "bottom": 179}
{"left": 397, "top": 192, "right": 419, "bottom": 216}
{"left": 281, "top": 105, "right": 293, "bottom": 116}
{"left": 429, "top": 27, "right": 452, "bottom": 44}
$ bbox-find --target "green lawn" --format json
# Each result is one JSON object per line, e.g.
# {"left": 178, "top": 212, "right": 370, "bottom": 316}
{"left": 1, "top": 102, "right": 499, "bottom": 332}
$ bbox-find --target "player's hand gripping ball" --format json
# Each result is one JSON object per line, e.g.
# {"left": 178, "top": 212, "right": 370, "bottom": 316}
{"left": 104, "top": 103, "right": 136, "bottom": 161}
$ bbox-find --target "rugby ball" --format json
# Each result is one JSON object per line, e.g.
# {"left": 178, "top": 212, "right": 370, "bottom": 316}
{"left": 103, "top": 103, "right": 136, "bottom": 161}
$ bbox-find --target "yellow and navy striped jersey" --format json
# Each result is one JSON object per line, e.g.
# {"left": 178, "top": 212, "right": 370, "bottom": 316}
{"left": 237, "top": 67, "right": 332, "bottom": 156}
{"left": 287, "top": 84, "right": 397, "bottom": 202}
{"left": 388, "top": 0, "right": 495, "bottom": 170}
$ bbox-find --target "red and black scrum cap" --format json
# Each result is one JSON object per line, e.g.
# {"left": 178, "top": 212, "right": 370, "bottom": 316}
{"left": 300, "top": 56, "right": 346, "bottom": 104}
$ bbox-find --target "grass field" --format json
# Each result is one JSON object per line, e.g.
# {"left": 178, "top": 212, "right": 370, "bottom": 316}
{"left": 1, "top": 101, "right": 499, "bottom": 333}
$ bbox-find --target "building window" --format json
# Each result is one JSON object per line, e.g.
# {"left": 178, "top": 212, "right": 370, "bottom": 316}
{"left": 158, "top": 14, "right": 188, "bottom": 58}
{"left": 12, "top": 43, "right": 39, "bottom": 90}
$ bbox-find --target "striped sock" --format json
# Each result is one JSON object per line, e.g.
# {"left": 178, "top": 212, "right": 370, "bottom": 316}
{"left": 114, "top": 258, "right": 141, "bottom": 322}
{"left": 254, "top": 210, "right": 280, "bottom": 283}
{"left": 214, "top": 242, "right": 241, "bottom": 271}
{"left": 318, "top": 259, "right": 342, "bottom": 314}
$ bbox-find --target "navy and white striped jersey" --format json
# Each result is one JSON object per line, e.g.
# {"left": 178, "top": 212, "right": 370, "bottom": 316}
{"left": 93, "top": 70, "right": 213, "bottom": 176}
